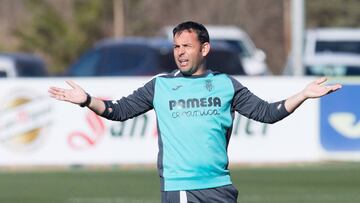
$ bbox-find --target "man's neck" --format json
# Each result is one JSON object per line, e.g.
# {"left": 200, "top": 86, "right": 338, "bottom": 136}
{"left": 191, "top": 65, "right": 207, "bottom": 76}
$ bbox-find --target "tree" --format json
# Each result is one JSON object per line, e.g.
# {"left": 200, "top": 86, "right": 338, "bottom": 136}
{"left": 14, "top": 0, "right": 112, "bottom": 74}
{"left": 306, "top": 0, "right": 360, "bottom": 28}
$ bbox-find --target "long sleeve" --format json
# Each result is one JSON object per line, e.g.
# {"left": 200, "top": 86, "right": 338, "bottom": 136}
{"left": 229, "top": 76, "right": 290, "bottom": 124}
{"left": 100, "top": 78, "right": 155, "bottom": 121}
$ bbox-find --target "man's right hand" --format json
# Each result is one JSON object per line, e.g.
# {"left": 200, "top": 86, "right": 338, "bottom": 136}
{"left": 49, "top": 81, "right": 106, "bottom": 115}
{"left": 48, "top": 80, "right": 87, "bottom": 105}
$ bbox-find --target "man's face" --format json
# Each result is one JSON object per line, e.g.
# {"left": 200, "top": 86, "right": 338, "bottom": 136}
{"left": 173, "top": 30, "right": 210, "bottom": 75}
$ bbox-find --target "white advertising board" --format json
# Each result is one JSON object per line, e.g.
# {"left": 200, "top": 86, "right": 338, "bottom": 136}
{"left": 0, "top": 77, "right": 354, "bottom": 166}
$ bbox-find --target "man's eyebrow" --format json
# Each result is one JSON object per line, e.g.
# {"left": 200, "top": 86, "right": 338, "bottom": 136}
{"left": 174, "top": 43, "right": 192, "bottom": 47}
{"left": 183, "top": 43, "right": 192, "bottom": 46}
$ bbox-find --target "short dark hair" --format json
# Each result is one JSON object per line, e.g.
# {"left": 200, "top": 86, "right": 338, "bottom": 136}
{"left": 173, "top": 21, "right": 210, "bottom": 44}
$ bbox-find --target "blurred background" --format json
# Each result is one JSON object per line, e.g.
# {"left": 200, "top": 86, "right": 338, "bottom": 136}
{"left": 1, "top": 0, "right": 360, "bottom": 203}
{"left": 0, "top": 0, "right": 359, "bottom": 77}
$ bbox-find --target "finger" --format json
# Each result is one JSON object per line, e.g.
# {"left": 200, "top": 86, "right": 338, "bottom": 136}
{"left": 49, "top": 93, "right": 63, "bottom": 100}
{"left": 48, "top": 89, "right": 58, "bottom": 96}
{"left": 49, "top": 87, "right": 65, "bottom": 94}
{"left": 315, "top": 77, "right": 327, "bottom": 85}
{"left": 324, "top": 84, "right": 342, "bottom": 95}
{"left": 49, "top": 92, "right": 65, "bottom": 101}
{"left": 330, "top": 84, "right": 342, "bottom": 91}
{"left": 66, "top": 80, "right": 80, "bottom": 89}
{"left": 48, "top": 89, "right": 63, "bottom": 97}
{"left": 48, "top": 92, "right": 56, "bottom": 98}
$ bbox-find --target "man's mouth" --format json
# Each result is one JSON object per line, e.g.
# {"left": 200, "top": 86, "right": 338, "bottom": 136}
{"left": 179, "top": 59, "right": 188, "bottom": 67}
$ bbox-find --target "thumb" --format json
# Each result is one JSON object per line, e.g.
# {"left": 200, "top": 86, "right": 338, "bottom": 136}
{"left": 315, "top": 77, "right": 327, "bottom": 85}
{"left": 66, "top": 80, "right": 81, "bottom": 89}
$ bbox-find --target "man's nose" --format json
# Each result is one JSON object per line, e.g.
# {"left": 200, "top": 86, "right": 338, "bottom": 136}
{"left": 178, "top": 46, "right": 185, "bottom": 55}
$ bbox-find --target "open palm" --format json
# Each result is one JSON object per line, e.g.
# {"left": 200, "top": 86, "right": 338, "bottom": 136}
{"left": 48, "top": 81, "right": 87, "bottom": 104}
{"left": 303, "top": 77, "right": 342, "bottom": 99}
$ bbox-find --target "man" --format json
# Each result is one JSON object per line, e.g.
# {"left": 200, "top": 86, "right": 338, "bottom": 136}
{"left": 49, "top": 21, "right": 341, "bottom": 203}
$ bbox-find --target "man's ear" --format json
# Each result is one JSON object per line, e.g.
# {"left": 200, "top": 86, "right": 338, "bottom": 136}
{"left": 201, "top": 42, "right": 210, "bottom": 57}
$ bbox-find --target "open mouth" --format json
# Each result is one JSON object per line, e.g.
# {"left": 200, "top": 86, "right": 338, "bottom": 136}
{"left": 179, "top": 59, "right": 188, "bottom": 67}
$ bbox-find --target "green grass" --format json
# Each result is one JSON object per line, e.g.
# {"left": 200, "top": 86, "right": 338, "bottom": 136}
{"left": 0, "top": 162, "right": 360, "bottom": 203}
{"left": 232, "top": 162, "right": 360, "bottom": 203}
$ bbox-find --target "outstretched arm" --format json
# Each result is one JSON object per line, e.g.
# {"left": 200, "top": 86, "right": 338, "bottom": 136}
{"left": 285, "top": 77, "right": 342, "bottom": 113}
{"left": 48, "top": 81, "right": 106, "bottom": 115}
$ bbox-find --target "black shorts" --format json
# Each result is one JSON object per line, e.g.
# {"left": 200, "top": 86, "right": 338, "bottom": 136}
{"left": 161, "top": 184, "right": 239, "bottom": 203}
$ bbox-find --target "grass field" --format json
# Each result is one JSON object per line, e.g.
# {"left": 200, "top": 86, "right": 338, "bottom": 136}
{"left": 1, "top": 162, "right": 360, "bottom": 203}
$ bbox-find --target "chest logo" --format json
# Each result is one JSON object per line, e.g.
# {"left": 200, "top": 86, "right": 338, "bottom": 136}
{"left": 172, "top": 85, "right": 183, "bottom": 91}
{"left": 205, "top": 79, "right": 213, "bottom": 92}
